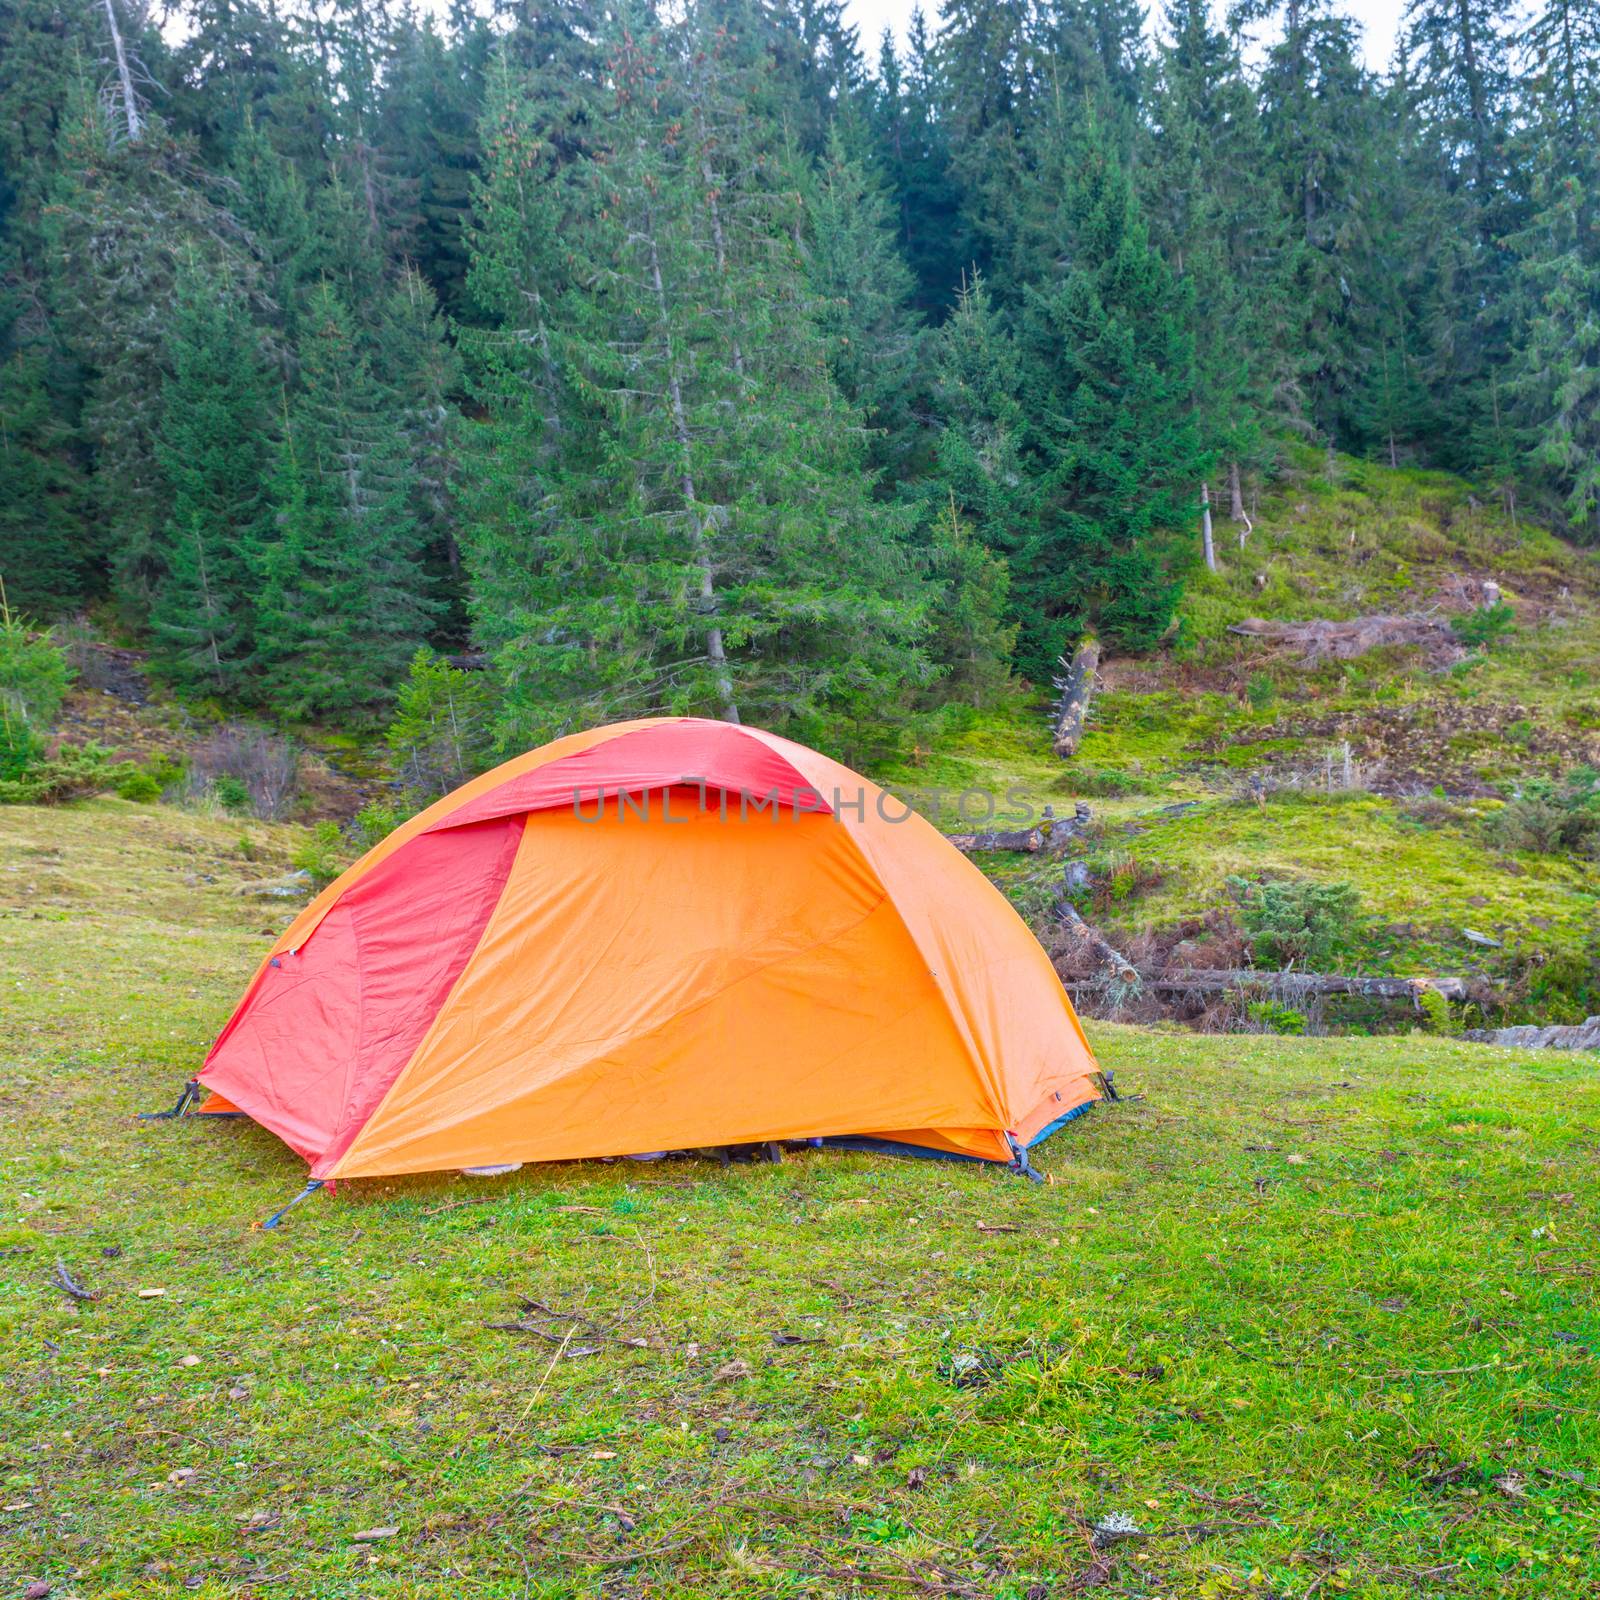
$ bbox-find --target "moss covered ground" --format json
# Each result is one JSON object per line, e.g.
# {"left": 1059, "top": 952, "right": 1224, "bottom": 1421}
{"left": 3, "top": 800, "right": 1600, "bottom": 1599}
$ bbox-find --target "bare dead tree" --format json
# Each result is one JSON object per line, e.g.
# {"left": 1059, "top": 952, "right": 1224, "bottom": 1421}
{"left": 98, "top": 0, "right": 146, "bottom": 142}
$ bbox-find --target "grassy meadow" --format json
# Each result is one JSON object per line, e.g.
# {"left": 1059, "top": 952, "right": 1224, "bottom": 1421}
{"left": 3, "top": 800, "right": 1598, "bottom": 1598}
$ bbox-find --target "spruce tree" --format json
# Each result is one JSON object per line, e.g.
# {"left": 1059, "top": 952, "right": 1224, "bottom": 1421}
{"left": 922, "top": 492, "right": 1016, "bottom": 708}
{"left": 1401, "top": 0, "right": 1521, "bottom": 468}
{"left": 457, "top": 47, "right": 580, "bottom": 696}
{"left": 44, "top": 76, "right": 263, "bottom": 617}
{"left": 869, "top": 11, "right": 964, "bottom": 316}
{"left": 374, "top": 266, "right": 463, "bottom": 617}
{"left": 168, "top": 0, "right": 294, "bottom": 163}
{"left": 1034, "top": 0, "right": 1147, "bottom": 124}
{"left": 1508, "top": 61, "right": 1600, "bottom": 541}
{"left": 1011, "top": 112, "right": 1206, "bottom": 667}
{"left": 468, "top": 8, "right": 928, "bottom": 753}
{"left": 1145, "top": 0, "right": 1276, "bottom": 510}
{"left": 1519, "top": 0, "right": 1600, "bottom": 135}
{"left": 1403, "top": 0, "right": 1514, "bottom": 213}
{"left": 256, "top": 283, "right": 434, "bottom": 715}
{"left": 802, "top": 125, "right": 923, "bottom": 475}
{"left": 930, "top": 270, "right": 1034, "bottom": 562}
{"left": 229, "top": 112, "right": 316, "bottom": 350}
{"left": 376, "top": 13, "right": 491, "bottom": 318}
{"left": 1342, "top": 63, "right": 1440, "bottom": 465}
{"left": 1236, "top": 0, "right": 1376, "bottom": 438}
{"left": 0, "top": 342, "right": 92, "bottom": 615}
{"left": 149, "top": 270, "right": 273, "bottom": 694}
{"left": 933, "top": 0, "right": 1038, "bottom": 288}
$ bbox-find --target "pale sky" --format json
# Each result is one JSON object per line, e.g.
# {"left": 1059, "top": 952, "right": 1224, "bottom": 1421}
{"left": 848, "top": 0, "right": 1407, "bottom": 70}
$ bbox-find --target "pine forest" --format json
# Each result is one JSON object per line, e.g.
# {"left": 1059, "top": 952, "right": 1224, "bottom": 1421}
{"left": 2, "top": 0, "right": 1598, "bottom": 762}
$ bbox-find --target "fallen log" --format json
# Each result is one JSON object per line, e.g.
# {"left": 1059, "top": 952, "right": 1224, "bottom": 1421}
{"left": 948, "top": 802, "right": 1092, "bottom": 855}
{"left": 1051, "top": 638, "right": 1100, "bottom": 758}
{"left": 1043, "top": 801, "right": 1093, "bottom": 849}
{"left": 947, "top": 826, "right": 1044, "bottom": 853}
{"left": 1227, "top": 614, "right": 1464, "bottom": 668}
{"left": 1465, "top": 1015, "right": 1600, "bottom": 1052}
{"left": 1058, "top": 968, "right": 1468, "bottom": 1002}
{"left": 1056, "top": 903, "right": 1139, "bottom": 985}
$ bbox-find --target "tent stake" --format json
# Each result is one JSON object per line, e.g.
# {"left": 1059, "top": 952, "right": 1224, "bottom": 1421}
{"left": 258, "top": 1179, "right": 324, "bottom": 1230}
{"left": 138, "top": 1079, "right": 201, "bottom": 1121}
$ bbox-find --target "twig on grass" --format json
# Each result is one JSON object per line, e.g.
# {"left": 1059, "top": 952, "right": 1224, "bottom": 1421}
{"left": 421, "top": 1196, "right": 495, "bottom": 1217}
{"left": 1177, "top": 1485, "right": 1266, "bottom": 1513}
{"left": 511, "top": 1325, "right": 576, "bottom": 1431}
{"left": 798, "top": 1562, "right": 981, "bottom": 1597}
{"left": 51, "top": 1259, "right": 100, "bottom": 1302}
{"left": 1361, "top": 1361, "right": 1522, "bottom": 1380}
{"left": 579, "top": 1531, "right": 706, "bottom": 1569}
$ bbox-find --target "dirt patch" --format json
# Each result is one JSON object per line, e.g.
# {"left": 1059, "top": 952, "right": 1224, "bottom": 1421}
{"left": 48, "top": 647, "right": 379, "bottom": 822}
{"left": 1195, "top": 697, "right": 1600, "bottom": 797}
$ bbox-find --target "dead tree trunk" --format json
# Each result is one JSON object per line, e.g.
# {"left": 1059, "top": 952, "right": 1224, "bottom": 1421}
{"left": 1051, "top": 638, "right": 1099, "bottom": 759}
{"left": 644, "top": 218, "right": 739, "bottom": 725}
{"left": 948, "top": 826, "right": 1044, "bottom": 854}
{"left": 101, "top": 0, "right": 143, "bottom": 141}
{"left": 1200, "top": 481, "right": 1217, "bottom": 573}
{"left": 1055, "top": 902, "right": 1138, "bottom": 986}
{"left": 1228, "top": 461, "right": 1245, "bottom": 523}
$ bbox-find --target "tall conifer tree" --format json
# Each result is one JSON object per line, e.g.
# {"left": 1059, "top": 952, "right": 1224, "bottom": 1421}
{"left": 467, "top": 8, "right": 928, "bottom": 751}
{"left": 150, "top": 270, "right": 273, "bottom": 693}
{"left": 1012, "top": 112, "right": 1206, "bottom": 665}
{"left": 256, "top": 284, "right": 434, "bottom": 714}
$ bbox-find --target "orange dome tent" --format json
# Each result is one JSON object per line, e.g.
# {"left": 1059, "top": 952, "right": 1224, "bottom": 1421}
{"left": 194, "top": 718, "right": 1104, "bottom": 1188}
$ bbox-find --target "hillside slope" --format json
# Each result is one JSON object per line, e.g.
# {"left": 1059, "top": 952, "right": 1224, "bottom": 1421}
{"left": 893, "top": 451, "right": 1600, "bottom": 1021}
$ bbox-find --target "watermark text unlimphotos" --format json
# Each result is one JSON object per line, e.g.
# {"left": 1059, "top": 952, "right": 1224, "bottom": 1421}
{"left": 570, "top": 779, "right": 1043, "bottom": 827}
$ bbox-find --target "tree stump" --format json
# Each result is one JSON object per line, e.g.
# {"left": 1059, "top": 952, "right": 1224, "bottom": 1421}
{"left": 1052, "top": 638, "right": 1100, "bottom": 759}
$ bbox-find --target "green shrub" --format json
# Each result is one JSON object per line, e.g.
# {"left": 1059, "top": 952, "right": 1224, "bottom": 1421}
{"left": 1414, "top": 987, "right": 1459, "bottom": 1035}
{"left": 0, "top": 602, "right": 73, "bottom": 780}
{"left": 211, "top": 774, "right": 252, "bottom": 813}
{"left": 1246, "top": 999, "right": 1307, "bottom": 1035}
{"left": 114, "top": 769, "right": 163, "bottom": 802}
{"left": 1245, "top": 673, "right": 1277, "bottom": 710}
{"left": 387, "top": 650, "right": 494, "bottom": 800}
{"left": 1490, "top": 768, "right": 1600, "bottom": 856}
{"left": 1227, "top": 875, "right": 1364, "bottom": 970}
{"left": 0, "top": 743, "right": 132, "bottom": 805}
{"left": 354, "top": 798, "right": 408, "bottom": 849}
{"left": 291, "top": 820, "right": 349, "bottom": 888}
{"left": 108, "top": 753, "right": 184, "bottom": 805}
{"left": 1059, "top": 764, "right": 1156, "bottom": 798}
{"left": 1450, "top": 600, "right": 1516, "bottom": 650}
{"left": 1519, "top": 925, "right": 1600, "bottom": 1024}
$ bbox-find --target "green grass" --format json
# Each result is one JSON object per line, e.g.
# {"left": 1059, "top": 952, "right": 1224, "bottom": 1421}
{"left": 1064, "top": 792, "right": 1597, "bottom": 970}
{"left": 3, "top": 802, "right": 1599, "bottom": 1598}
